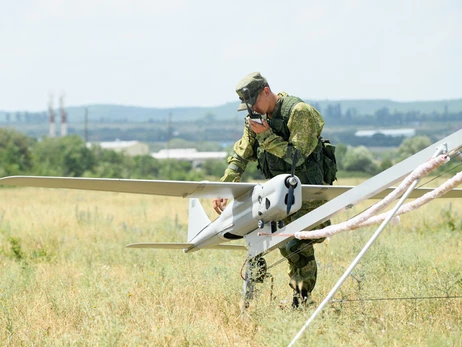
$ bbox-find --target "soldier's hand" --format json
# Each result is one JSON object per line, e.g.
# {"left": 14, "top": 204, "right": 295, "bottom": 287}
{"left": 249, "top": 118, "right": 270, "bottom": 134}
{"left": 212, "top": 198, "right": 228, "bottom": 214}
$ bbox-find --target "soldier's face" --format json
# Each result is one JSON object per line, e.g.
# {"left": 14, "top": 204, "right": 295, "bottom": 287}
{"left": 253, "top": 87, "right": 270, "bottom": 115}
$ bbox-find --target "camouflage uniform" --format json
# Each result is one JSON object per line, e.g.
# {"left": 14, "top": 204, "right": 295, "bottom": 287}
{"left": 221, "top": 72, "right": 333, "bottom": 307}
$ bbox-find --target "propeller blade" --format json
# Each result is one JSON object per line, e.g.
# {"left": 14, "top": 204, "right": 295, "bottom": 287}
{"left": 287, "top": 185, "right": 294, "bottom": 215}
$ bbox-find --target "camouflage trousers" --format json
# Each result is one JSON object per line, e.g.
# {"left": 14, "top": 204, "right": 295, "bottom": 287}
{"left": 279, "top": 200, "right": 330, "bottom": 297}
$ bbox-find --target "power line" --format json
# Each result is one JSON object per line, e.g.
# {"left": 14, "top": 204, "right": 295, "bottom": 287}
{"left": 332, "top": 295, "right": 462, "bottom": 303}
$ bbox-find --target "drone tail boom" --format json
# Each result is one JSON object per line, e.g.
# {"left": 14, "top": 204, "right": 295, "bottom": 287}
{"left": 125, "top": 242, "right": 246, "bottom": 251}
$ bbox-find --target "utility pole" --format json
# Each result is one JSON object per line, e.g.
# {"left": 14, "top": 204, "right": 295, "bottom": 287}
{"left": 167, "top": 112, "right": 172, "bottom": 158}
{"left": 84, "top": 108, "right": 89, "bottom": 143}
{"left": 166, "top": 112, "right": 172, "bottom": 178}
{"left": 48, "top": 94, "right": 55, "bottom": 138}
{"left": 60, "top": 94, "right": 68, "bottom": 137}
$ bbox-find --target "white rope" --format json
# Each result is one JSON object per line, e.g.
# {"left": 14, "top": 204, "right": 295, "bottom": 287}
{"left": 351, "top": 171, "right": 462, "bottom": 229}
{"left": 294, "top": 155, "right": 451, "bottom": 240}
{"left": 287, "top": 149, "right": 453, "bottom": 347}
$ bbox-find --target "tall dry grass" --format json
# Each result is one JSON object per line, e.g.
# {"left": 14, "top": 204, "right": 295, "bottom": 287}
{"left": 0, "top": 176, "right": 461, "bottom": 346}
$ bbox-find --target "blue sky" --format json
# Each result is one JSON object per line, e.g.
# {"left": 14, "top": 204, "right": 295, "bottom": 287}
{"left": 1, "top": 0, "right": 461, "bottom": 112}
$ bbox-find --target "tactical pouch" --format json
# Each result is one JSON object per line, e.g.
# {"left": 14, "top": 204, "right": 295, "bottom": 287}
{"left": 321, "top": 139, "right": 337, "bottom": 184}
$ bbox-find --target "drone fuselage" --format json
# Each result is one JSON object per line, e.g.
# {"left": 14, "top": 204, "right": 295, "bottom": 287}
{"left": 185, "top": 174, "right": 302, "bottom": 252}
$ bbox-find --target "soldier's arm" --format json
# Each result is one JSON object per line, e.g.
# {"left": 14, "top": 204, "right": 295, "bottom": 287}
{"left": 220, "top": 119, "right": 258, "bottom": 182}
{"left": 255, "top": 103, "right": 324, "bottom": 166}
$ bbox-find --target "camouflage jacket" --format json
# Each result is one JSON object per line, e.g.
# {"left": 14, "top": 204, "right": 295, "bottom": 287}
{"left": 221, "top": 92, "right": 325, "bottom": 182}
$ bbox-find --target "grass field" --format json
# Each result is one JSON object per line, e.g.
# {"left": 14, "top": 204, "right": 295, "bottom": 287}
{"left": 0, "top": 177, "right": 461, "bottom": 346}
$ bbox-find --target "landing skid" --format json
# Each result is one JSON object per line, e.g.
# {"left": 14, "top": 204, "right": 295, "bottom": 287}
{"left": 242, "top": 218, "right": 287, "bottom": 309}
{"left": 241, "top": 254, "right": 269, "bottom": 309}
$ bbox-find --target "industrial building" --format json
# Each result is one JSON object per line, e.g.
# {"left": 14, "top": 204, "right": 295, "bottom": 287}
{"left": 87, "top": 140, "right": 149, "bottom": 156}
{"left": 151, "top": 148, "right": 227, "bottom": 168}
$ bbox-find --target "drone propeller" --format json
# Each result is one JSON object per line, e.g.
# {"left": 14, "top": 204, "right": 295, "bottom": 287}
{"left": 285, "top": 148, "right": 299, "bottom": 215}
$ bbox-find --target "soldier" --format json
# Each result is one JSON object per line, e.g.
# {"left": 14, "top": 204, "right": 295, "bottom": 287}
{"left": 212, "top": 72, "right": 336, "bottom": 308}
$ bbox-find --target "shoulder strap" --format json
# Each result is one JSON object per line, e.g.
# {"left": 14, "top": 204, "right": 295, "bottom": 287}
{"left": 280, "top": 96, "right": 304, "bottom": 121}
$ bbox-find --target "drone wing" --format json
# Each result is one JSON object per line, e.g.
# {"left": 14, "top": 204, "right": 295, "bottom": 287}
{"left": 0, "top": 176, "right": 254, "bottom": 199}
{"left": 1, "top": 176, "right": 461, "bottom": 201}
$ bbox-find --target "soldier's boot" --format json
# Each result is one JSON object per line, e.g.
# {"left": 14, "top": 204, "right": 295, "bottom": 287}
{"left": 292, "top": 288, "right": 314, "bottom": 309}
{"left": 279, "top": 238, "right": 324, "bottom": 309}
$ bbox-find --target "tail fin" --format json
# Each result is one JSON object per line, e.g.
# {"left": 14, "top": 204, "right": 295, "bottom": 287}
{"left": 188, "top": 198, "right": 211, "bottom": 242}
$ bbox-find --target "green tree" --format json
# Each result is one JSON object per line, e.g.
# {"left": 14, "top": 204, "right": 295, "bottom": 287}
{"left": 343, "top": 146, "right": 378, "bottom": 175}
{"left": 157, "top": 159, "right": 204, "bottom": 181}
{"left": 0, "top": 128, "right": 34, "bottom": 176}
{"left": 32, "top": 135, "right": 95, "bottom": 176}
{"left": 333, "top": 143, "right": 348, "bottom": 170}
{"left": 396, "top": 136, "right": 432, "bottom": 162}
{"left": 132, "top": 154, "right": 160, "bottom": 178}
{"left": 88, "top": 145, "right": 134, "bottom": 178}
{"left": 201, "top": 159, "right": 227, "bottom": 179}
{"left": 379, "top": 157, "right": 393, "bottom": 172}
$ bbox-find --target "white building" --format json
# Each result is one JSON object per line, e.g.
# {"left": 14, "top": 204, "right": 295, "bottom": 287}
{"left": 152, "top": 148, "right": 227, "bottom": 168}
{"left": 87, "top": 140, "right": 149, "bottom": 156}
{"left": 355, "top": 128, "right": 416, "bottom": 138}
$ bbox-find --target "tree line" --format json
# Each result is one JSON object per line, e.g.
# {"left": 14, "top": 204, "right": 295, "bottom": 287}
{"left": 310, "top": 103, "right": 462, "bottom": 125}
{"left": 2, "top": 104, "right": 460, "bottom": 147}
{"left": 2, "top": 104, "right": 462, "bottom": 124}
{"left": 2, "top": 128, "right": 456, "bottom": 184}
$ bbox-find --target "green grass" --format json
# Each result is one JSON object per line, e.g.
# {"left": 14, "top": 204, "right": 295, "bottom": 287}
{"left": 0, "top": 181, "right": 461, "bottom": 346}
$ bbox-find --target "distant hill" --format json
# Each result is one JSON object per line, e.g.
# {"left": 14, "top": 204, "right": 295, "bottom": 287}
{"left": 64, "top": 103, "right": 240, "bottom": 123}
{"left": 66, "top": 99, "right": 462, "bottom": 123}
{"left": 1, "top": 98, "right": 460, "bottom": 147}
{"left": 1, "top": 98, "right": 461, "bottom": 124}
{"left": 306, "top": 99, "right": 462, "bottom": 115}
{"left": 67, "top": 99, "right": 462, "bottom": 123}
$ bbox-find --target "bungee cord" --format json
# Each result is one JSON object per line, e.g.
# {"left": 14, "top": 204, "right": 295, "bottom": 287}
{"left": 258, "top": 154, "right": 458, "bottom": 240}
{"left": 295, "top": 169, "right": 461, "bottom": 239}
{"left": 242, "top": 152, "right": 461, "bottom": 316}
{"left": 286, "top": 146, "right": 456, "bottom": 347}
